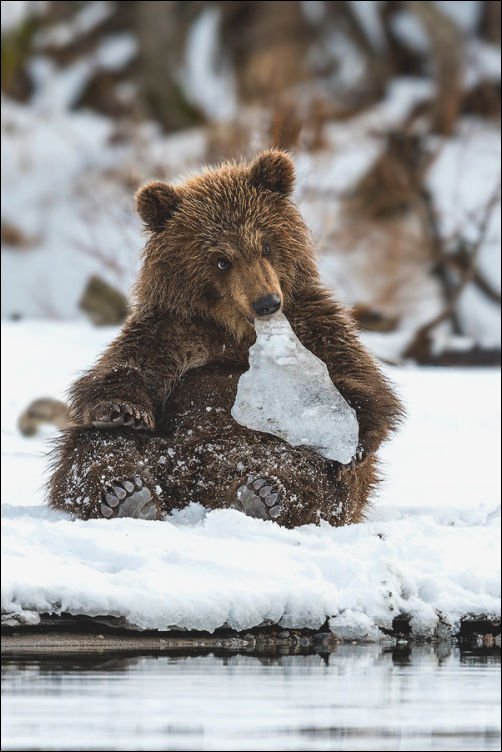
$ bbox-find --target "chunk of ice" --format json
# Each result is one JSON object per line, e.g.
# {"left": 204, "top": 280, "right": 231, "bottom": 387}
{"left": 231, "top": 312, "right": 359, "bottom": 464}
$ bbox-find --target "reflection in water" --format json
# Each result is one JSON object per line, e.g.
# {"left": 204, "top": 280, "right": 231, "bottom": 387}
{"left": 2, "top": 644, "right": 500, "bottom": 751}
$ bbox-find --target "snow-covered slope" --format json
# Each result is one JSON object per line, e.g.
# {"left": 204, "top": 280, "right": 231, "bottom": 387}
{"left": 1, "top": 322, "right": 500, "bottom": 637}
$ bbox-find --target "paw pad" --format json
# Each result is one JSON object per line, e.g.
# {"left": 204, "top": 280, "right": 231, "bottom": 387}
{"left": 234, "top": 475, "right": 282, "bottom": 521}
{"left": 100, "top": 477, "right": 157, "bottom": 520}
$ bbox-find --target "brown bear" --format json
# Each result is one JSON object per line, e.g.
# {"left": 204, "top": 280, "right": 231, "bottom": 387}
{"left": 47, "top": 150, "right": 403, "bottom": 527}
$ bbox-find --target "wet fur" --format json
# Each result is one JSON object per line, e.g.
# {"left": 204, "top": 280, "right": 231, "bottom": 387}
{"left": 48, "top": 150, "right": 403, "bottom": 527}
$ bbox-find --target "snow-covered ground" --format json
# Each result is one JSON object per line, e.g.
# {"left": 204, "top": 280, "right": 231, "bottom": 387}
{"left": 1, "top": 321, "right": 500, "bottom": 638}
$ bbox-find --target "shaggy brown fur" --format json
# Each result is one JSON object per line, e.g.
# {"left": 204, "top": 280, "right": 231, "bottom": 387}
{"left": 48, "top": 150, "right": 403, "bottom": 527}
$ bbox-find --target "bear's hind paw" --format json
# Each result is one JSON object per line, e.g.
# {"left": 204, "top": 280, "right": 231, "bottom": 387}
{"left": 233, "top": 476, "right": 282, "bottom": 521}
{"left": 100, "top": 477, "right": 158, "bottom": 520}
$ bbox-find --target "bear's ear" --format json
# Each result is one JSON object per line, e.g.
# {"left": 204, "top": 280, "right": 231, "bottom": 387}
{"left": 135, "top": 181, "right": 181, "bottom": 231}
{"left": 248, "top": 149, "right": 295, "bottom": 196}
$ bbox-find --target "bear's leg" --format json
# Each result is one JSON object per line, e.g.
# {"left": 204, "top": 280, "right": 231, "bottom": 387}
{"left": 47, "top": 428, "right": 167, "bottom": 520}
{"left": 230, "top": 450, "right": 377, "bottom": 527}
{"left": 174, "top": 433, "right": 377, "bottom": 528}
{"left": 226, "top": 446, "right": 356, "bottom": 527}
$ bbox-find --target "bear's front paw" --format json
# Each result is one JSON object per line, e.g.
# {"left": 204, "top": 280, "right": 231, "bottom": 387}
{"left": 86, "top": 401, "right": 155, "bottom": 431}
{"left": 332, "top": 445, "right": 366, "bottom": 481}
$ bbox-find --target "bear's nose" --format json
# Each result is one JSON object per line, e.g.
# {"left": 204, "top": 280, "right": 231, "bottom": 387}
{"left": 252, "top": 294, "right": 281, "bottom": 317}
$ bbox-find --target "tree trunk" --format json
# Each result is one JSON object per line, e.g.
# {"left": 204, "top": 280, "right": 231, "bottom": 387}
{"left": 479, "top": 0, "right": 501, "bottom": 44}
{"left": 133, "top": 1, "right": 204, "bottom": 130}
{"left": 409, "top": 0, "right": 464, "bottom": 136}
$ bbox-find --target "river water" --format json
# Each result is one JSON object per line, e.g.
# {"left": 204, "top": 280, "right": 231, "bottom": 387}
{"left": 2, "top": 644, "right": 500, "bottom": 751}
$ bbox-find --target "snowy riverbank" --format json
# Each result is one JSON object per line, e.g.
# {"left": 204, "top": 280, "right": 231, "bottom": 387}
{"left": 1, "top": 321, "right": 500, "bottom": 637}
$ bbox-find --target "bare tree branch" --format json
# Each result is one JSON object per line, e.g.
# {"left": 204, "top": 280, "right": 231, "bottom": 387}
{"left": 404, "top": 182, "right": 501, "bottom": 361}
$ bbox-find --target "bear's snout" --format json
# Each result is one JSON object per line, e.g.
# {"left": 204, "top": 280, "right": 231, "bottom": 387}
{"left": 252, "top": 294, "right": 282, "bottom": 317}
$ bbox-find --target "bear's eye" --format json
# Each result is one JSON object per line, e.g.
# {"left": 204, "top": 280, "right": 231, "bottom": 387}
{"left": 262, "top": 242, "right": 271, "bottom": 257}
{"left": 217, "top": 258, "right": 231, "bottom": 271}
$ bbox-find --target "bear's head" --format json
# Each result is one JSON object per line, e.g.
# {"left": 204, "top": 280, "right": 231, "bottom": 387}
{"left": 134, "top": 150, "right": 318, "bottom": 338}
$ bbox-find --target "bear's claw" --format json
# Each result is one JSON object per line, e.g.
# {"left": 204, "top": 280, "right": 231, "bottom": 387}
{"left": 333, "top": 444, "right": 366, "bottom": 481}
{"left": 100, "top": 477, "right": 157, "bottom": 520}
{"left": 91, "top": 401, "right": 154, "bottom": 431}
{"left": 233, "top": 475, "right": 283, "bottom": 521}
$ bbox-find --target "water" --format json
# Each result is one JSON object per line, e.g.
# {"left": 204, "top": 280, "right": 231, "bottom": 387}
{"left": 2, "top": 645, "right": 500, "bottom": 751}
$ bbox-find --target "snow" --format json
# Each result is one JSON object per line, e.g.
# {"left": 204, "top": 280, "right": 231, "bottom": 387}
{"left": 1, "top": 321, "right": 500, "bottom": 637}
{"left": 28, "top": 34, "right": 137, "bottom": 111}
{"left": 293, "top": 78, "right": 444, "bottom": 360}
{"left": 0, "top": 0, "right": 47, "bottom": 32}
{"left": 466, "top": 39, "right": 502, "bottom": 87}
{"left": 34, "top": 2, "right": 113, "bottom": 49}
{"left": 436, "top": 0, "right": 482, "bottom": 33}
{"left": 428, "top": 125, "right": 501, "bottom": 251}
{"left": 2, "top": 61, "right": 498, "bottom": 362}
{"left": 391, "top": 2, "right": 482, "bottom": 54}
{"left": 348, "top": 1, "right": 386, "bottom": 51}
{"left": 300, "top": 0, "right": 325, "bottom": 24}
{"left": 0, "top": 94, "right": 204, "bottom": 320}
{"left": 182, "top": 8, "right": 237, "bottom": 121}
{"left": 427, "top": 122, "right": 501, "bottom": 348}
{"left": 95, "top": 33, "right": 138, "bottom": 71}
{"left": 0, "top": 96, "right": 136, "bottom": 319}
{"left": 0, "top": 2, "right": 500, "bottom": 638}
{"left": 390, "top": 12, "right": 430, "bottom": 54}
{"left": 391, "top": 5, "right": 500, "bottom": 90}
{"left": 305, "top": 111, "right": 501, "bottom": 362}
{"left": 232, "top": 313, "right": 359, "bottom": 464}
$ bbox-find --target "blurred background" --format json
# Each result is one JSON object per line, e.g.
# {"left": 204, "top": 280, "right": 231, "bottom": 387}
{"left": 1, "top": 0, "right": 501, "bottom": 365}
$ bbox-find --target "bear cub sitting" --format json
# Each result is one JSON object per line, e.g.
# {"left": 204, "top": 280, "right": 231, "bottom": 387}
{"left": 48, "top": 150, "right": 403, "bottom": 527}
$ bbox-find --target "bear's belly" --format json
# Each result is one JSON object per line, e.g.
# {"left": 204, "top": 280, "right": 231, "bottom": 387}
{"left": 160, "top": 363, "right": 244, "bottom": 435}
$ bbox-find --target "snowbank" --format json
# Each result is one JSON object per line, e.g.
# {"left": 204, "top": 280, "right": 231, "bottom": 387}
{"left": 2, "top": 499, "right": 500, "bottom": 637}
{"left": 1, "top": 322, "right": 500, "bottom": 637}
